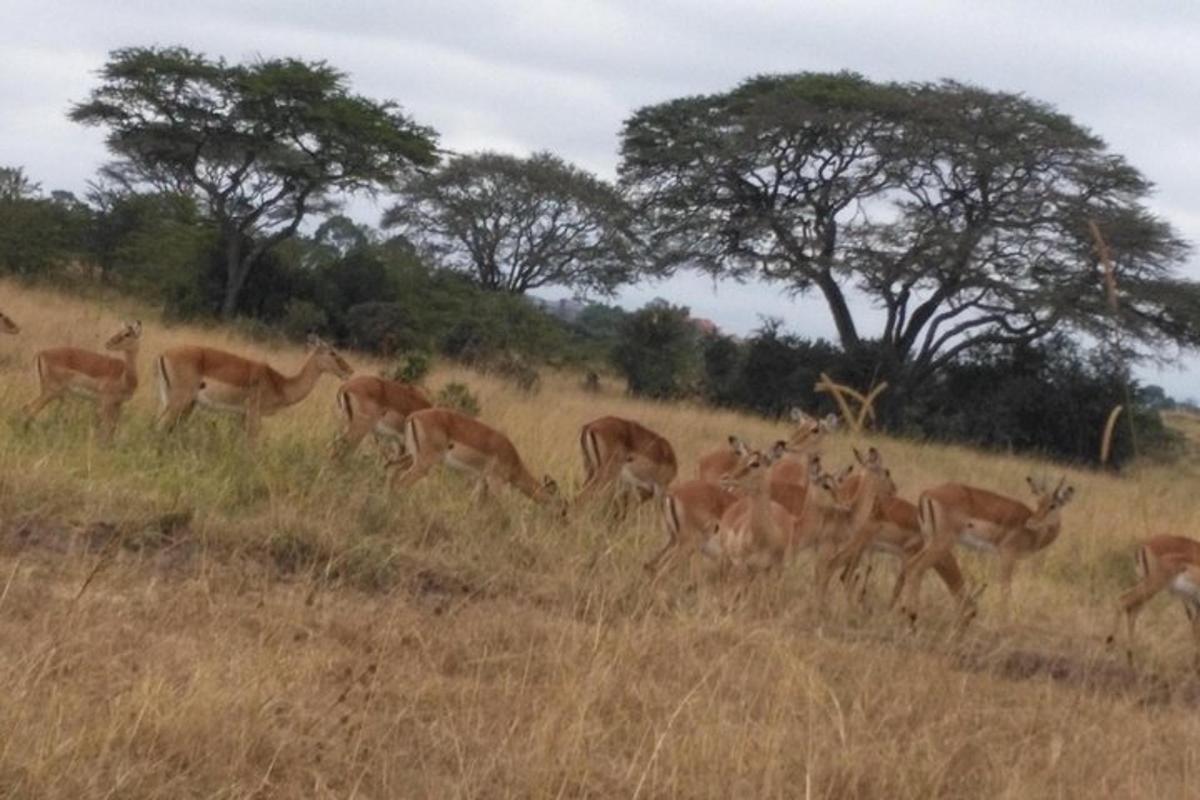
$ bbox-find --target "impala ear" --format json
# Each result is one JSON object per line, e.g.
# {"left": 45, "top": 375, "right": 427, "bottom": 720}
{"left": 867, "top": 446, "right": 882, "bottom": 467}
{"left": 853, "top": 447, "right": 866, "bottom": 466}
{"left": 789, "top": 407, "right": 805, "bottom": 423}
{"left": 770, "top": 439, "right": 788, "bottom": 460}
{"left": 728, "top": 435, "right": 747, "bottom": 456}
{"left": 542, "top": 475, "right": 559, "bottom": 495}
{"left": 1026, "top": 475, "right": 1046, "bottom": 495}
{"left": 132, "top": 320, "right": 142, "bottom": 335}
{"left": 1055, "top": 483, "right": 1075, "bottom": 506}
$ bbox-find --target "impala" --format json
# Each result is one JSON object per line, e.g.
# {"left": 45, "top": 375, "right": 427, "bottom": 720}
{"left": 331, "top": 374, "right": 431, "bottom": 460}
{"left": 573, "top": 416, "right": 677, "bottom": 515}
{"left": 645, "top": 478, "right": 740, "bottom": 580}
{"left": 715, "top": 447, "right": 802, "bottom": 581}
{"left": 830, "top": 468, "right": 974, "bottom": 620}
{"left": 0, "top": 310, "right": 19, "bottom": 334}
{"left": 390, "top": 408, "right": 560, "bottom": 507}
{"left": 1107, "top": 535, "right": 1200, "bottom": 668}
{"left": 894, "top": 475, "right": 1075, "bottom": 625}
{"left": 155, "top": 334, "right": 353, "bottom": 441}
{"left": 23, "top": 321, "right": 142, "bottom": 442}
{"left": 809, "top": 448, "right": 898, "bottom": 612}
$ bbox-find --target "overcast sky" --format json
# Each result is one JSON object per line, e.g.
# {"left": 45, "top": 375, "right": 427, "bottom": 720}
{"left": 4, "top": 1, "right": 1199, "bottom": 396}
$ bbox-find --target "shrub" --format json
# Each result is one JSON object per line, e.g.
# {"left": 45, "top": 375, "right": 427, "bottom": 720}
{"left": 611, "top": 300, "right": 699, "bottom": 399}
{"left": 280, "top": 299, "right": 329, "bottom": 342}
{"left": 387, "top": 351, "right": 433, "bottom": 385}
{"left": 435, "top": 382, "right": 481, "bottom": 417}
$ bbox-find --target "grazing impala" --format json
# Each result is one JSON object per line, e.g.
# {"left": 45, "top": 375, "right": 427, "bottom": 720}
{"left": 1107, "top": 535, "right": 1200, "bottom": 668}
{"left": 830, "top": 467, "right": 974, "bottom": 619}
{"left": 0, "top": 310, "right": 19, "bottom": 334}
{"left": 23, "top": 321, "right": 142, "bottom": 442}
{"left": 155, "top": 335, "right": 353, "bottom": 441}
{"left": 331, "top": 374, "right": 431, "bottom": 460}
{"left": 894, "top": 476, "right": 1075, "bottom": 625}
{"left": 391, "top": 408, "right": 560, "bottom": 507}
{"left": 573, "top": 416, "right": 677, "bottom": 515}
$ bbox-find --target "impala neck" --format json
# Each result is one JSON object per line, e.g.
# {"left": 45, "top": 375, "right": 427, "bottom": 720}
{"left": 278, "top": 353, "right": 326, "bottom": 408}
{"left": 847, "top": 473, "right": 879, "bottom": 531}
{"left": 511, "top": 464, "right": 550, "bottom": 504}
{"left": 121, "top": 347, "right": 139, "bottom": 390}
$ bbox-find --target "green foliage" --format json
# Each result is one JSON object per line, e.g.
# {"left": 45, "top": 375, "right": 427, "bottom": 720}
{"left": 435, "top": 382, "right": 481, "bottom": 417}
{"left": 385, "top": 150, "right": 635, "bottom": 295}
{"left": 387, "top": 352, "right": 433, "bottom": 385}
{"left": 71, "top": 45, "right": 439, "bottom": 316}
{"left": 0, "top": 168, "right": 91, "bottom": 276}
{"left": 611, "top": 300, "right": 699, "bottom": 399}
{"left": 280, "top": 299, "right": 329, "bottom": 342}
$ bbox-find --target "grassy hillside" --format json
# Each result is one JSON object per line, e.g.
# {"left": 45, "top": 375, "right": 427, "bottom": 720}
{"left": 1, "top": 279, "right": 1199, "bottom": 797}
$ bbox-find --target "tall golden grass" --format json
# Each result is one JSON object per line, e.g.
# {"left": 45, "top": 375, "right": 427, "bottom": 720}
{"left": 1, "top": 278, "right": 1200, "bottom": 797}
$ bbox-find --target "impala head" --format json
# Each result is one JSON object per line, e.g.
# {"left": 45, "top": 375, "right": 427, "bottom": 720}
{"left": 719, "top": 445, "right": 775, "bottom": 493}
{"left": 852, "top": 446, "right": 898, "bottom": 503}
{"left": 785, "top": 408, "right": 825, "bottom": 454}
{"left": 539, "top": 475, "right": 568, "bottom": 514}
{"left": 104, "top": 320, "right": 142, "bottom": 352}
{"left": 0, "top": 310, "right": 19, "bottom": 334}
{"left": 307, "top": 334, "right": 354, "bottom": 379}
{"left": 1025, "top": 474, "right": 1076, "bottom": 531}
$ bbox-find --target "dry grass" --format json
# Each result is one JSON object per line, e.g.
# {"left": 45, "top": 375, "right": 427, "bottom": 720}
{"left": 2, "top": 279, "right": 1200, "bottom": 797}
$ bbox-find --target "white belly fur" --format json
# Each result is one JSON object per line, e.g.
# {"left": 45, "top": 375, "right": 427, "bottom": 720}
{"left": 958, "top": 529, "right": 998, "bottom": 553}
{"left": 1170, "top": 573, "right": 1200, "bottom": 602}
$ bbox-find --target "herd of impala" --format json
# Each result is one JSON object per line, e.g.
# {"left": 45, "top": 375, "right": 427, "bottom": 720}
{"left": 4, "top": 310, "right": 1200, "bottom": 670}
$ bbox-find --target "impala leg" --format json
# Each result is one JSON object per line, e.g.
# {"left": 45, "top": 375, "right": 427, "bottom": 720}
{"left": 997, "top": 551, "right": 1017, "bottom": 623}
{"left": 813, "top": 539, "right": 839, "bottom": 616}
{"left": 1107, "top": 575, "right": 1169, "bottom": 667}
{"left": 1186, "top": 600, "right": 1200, "bottom": 674}
{"left": 391, "top": 449, "right": 442, "bottom": 492}
{"left": 330, "top": 411, "right": 375, "bottom": 461}
{"left": 22, "top": 390, "right": 60, "bottom": 427}
{"left": 97, "top": 399, "right": 121, "bottom": 445}
{"left": 896, "top": 536, "right": 954, "bottom": 627}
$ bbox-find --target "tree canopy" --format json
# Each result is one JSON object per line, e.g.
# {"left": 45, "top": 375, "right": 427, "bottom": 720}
{"left": 384, "top": 151, "right": 635, "bottom": 295}
{"left": 70, "top": 46, "right": 439, "bottom": 316}
{"left": 619, "top": 72, "right": 1200, "bottom": 393}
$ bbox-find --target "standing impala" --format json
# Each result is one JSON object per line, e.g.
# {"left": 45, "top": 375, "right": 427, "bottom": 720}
{"left": 391, "top": 408, "right": 560, "bottom": 508}
{"left": 155, "top": 334, "right": 353, "bottom": 442}
{"left": 0, "top": 310, "right": 19, "bottom": 334}
{"left": 894, "top": 475, "right": 1075, "bottom": 626}
{"left": 1107, "top": 535, "right": 1200, "bottom": 669}
{"left": 23, "top": 321, "right": 142, "bottom": 442}
{"left": 331, "top": 374, "right": 431, "bottom": 460}
{"left": 830, "top": 467, "right": 974, "bottom": 619}
{"left": 572, "top": 416, "right": 677, "bottom": 515}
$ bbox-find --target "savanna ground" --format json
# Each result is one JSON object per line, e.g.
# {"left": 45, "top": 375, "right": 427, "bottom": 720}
{"left": 1, "top": 279, "right": 1199, "bottom": 798}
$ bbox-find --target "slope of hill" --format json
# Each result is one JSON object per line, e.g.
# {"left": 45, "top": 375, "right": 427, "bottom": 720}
{"left": 0, "top": 279, "right": 1198, "bottom": 797}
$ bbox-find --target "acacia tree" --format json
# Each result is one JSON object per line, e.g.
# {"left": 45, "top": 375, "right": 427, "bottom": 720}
{"left": 384, "top": 151, "right": 635, "bottom": 295}
{"left": 71, "top": 46, "right": 439, "bottom": 317}
{"left": 619, "top": 73, "right": 1200, "bottom": 403}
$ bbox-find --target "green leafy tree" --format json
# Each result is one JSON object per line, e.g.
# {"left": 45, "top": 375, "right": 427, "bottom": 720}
{"left": 0, "top": 167, "right": 91, "bottom": 275}
{"left": 70, "top": 46, "right": 439, "bottom": 317}
{"left": 384, "top": 151, "right": 635, "bottom": 295}
{"left": 611, "top": 300, "right": 699, "bottom": 398}
{"left": 620, "top": 73, "right": 1200, "bottom": 404}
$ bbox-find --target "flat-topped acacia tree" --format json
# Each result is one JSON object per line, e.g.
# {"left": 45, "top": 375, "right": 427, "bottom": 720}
{"left": 619, "top": 73, "right": 1200, "bottom": 412}
{"left": 71, "top": 46, "right": 439, "bottom": 317}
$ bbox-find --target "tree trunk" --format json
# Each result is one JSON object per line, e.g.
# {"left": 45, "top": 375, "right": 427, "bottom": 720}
{"left": 813, "top": 270, "right": 860, "bottom": 350}
{"left": 220, "top": 229, "right": 248, "bottom": 319}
